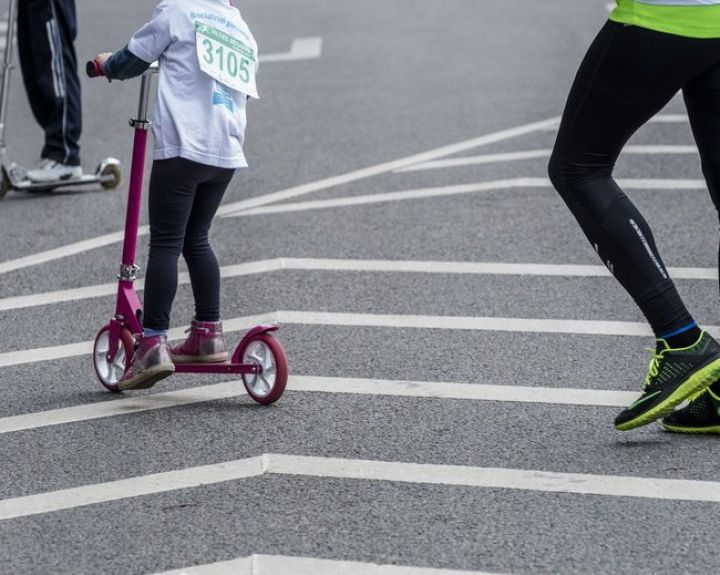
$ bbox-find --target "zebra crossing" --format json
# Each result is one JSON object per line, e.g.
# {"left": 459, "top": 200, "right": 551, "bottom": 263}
{"left": 0, "top": 99, "right": 718, "bottom": 574}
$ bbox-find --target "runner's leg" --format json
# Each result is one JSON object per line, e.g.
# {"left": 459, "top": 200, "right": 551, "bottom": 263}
{"left": 549, "top": 23, "right": 720, "bottom": 430}
{"left": 684, "top": 62, "right": 720, "bottom": 308}
{"left": 549, "top": 22, "right": 717, "bottom": 338}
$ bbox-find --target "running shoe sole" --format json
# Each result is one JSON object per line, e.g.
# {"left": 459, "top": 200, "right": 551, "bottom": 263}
{"left": 661, "top": 422, "right": 720, "bottom": 434}
{"left": 615, "top": 355, "right": 720, "bottom": 431}
{"left": 118, "top": 364, "right": 175, "bottom": 391}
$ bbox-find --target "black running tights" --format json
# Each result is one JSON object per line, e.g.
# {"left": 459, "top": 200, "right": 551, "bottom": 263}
{"left": 549, "top": 21, "right": 720, "bottom": 336}
{"left": 143, "top": 158, "right": 235, "bottom": 332}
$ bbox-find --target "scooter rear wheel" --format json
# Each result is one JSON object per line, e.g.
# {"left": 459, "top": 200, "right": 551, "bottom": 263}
{"left": 236, "top": 333, "right": 288, "bottom": 405}
{"left": 93, "top": 325, "right": 135, "bottom": 392}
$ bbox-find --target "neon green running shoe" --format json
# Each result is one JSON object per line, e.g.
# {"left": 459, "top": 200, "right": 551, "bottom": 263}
{"left": 614, "top": 332, "right": 720, "bottom": 432}
{"left": 661, "top": 387, "right": 720, "bottom": 434}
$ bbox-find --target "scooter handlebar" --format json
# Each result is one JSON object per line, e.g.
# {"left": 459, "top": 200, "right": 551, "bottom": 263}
{"left": 86, "top": 60, "right": 105, "bottom": 78}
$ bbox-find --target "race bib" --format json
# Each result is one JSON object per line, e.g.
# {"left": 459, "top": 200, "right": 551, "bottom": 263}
{"left": 195, "top": 21, "right": 259, "bottom": 98}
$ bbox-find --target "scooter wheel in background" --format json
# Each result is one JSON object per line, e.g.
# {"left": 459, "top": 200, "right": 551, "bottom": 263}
{"left": 99, "top": 162, "right": 122, "bottom": 190}
{"left": 235, "top": 333, "right": 288, "bottom": 405}
{"left": 93, "top": 325, "right": 135, "bottom": 392}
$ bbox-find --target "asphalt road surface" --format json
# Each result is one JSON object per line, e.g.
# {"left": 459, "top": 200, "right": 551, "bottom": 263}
{"left": 1, "top": 1, "right": 719, "bottom": 573}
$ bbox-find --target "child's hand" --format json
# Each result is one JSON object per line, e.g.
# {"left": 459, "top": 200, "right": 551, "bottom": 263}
{"left": 93, "top": 52, "right": 113, "bottom": 70}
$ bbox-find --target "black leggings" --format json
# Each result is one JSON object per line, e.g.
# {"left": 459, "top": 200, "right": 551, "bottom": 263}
{"left": 549, "top": 21, "right": 720, "bottom": 337}
{"left": 143, "top": 158, "right": 235, "bottom": 332}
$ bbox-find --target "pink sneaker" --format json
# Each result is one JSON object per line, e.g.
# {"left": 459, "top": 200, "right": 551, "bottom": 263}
{"left": 119, "top": 335, "right": 175, "bottom": 391}
{"left": 170, "top": 319, "right": 228, "bottom": 363}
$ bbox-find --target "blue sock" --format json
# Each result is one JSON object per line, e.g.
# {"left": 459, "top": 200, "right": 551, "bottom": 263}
{"left": 657, "top": 321, "right": 701, "bottom": 350}
{"left": 143, "top": 327, "right": 167, "bottom": 338}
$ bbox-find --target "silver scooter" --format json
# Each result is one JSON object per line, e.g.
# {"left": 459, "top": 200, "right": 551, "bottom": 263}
{"left": 0, "top": 0, "right": 121, "bottom": 200}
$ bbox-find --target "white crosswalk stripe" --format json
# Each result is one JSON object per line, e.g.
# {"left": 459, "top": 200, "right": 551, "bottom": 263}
{"left": 0, "top": 257, "right": 715, "bottom": 312}
{"left": 0, "top": 376, "right": 637, "bottom": 436}
{"left": 0, "top": 310, "right": 683, "bottom": 369}
{"left": 223, "top": 178, "right": 707, "bottom": 218}
{"left": 395, "top": 145, "right": 699, "bottom": 173}
{"left": 155, "top": 554, "right": 503, "bottom": 575}
{"left": 3, "top": 453, "right": 720, "bottom": 523}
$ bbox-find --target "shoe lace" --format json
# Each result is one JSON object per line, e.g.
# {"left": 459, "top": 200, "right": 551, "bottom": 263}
{"left": 643, "top": 348, "right": 664, "bottom": 389}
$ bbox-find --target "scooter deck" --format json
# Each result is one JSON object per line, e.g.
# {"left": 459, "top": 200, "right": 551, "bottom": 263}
{"left": 174, "top": 362, "right": 260, "bottom": 375}
{"left": 1, "top": 160, "right": 121, "bottom": 194}
{"left": 11, "top": 174, "right": 107, "bottom": 193}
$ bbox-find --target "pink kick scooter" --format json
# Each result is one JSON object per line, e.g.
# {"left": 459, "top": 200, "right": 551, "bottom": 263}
{"left": 86, "top": 61, "right": 287, "bottom": 405}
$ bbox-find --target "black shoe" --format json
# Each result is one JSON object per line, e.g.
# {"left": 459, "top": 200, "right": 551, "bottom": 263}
{"left": 661, "top": 388, "right": 720, "bottom": 434}
{"left": 614, "top": 332, "right": 720, "bottom": 431}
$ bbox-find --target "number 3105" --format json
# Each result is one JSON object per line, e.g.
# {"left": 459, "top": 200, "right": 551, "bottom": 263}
{"left": 202, "top": 39, "right": 251, "bottom": 82}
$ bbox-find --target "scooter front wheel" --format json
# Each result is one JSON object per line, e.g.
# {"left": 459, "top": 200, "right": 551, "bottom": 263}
{"left": 93, "top": 325, "right": 135, "bottom": 392}
{"left": 236, "top": 334, "right": 288, "bottom": 405}
{"left": 99, "top": 161, "right": 122, "bottom": 191}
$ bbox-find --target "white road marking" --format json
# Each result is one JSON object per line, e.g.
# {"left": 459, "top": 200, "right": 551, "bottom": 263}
{"left": 0, "top": 376, "right": 636, "bottom": 436}
{"left": 275, "top": 311, "right": 660, "bottom": 336}
{"left": 155, "top": 554, "right": 503, "bottom": 575}
{"left": 0, "top": 381, "right": 242, "bottom": 435}
{"left": 538, "top": 113, "right": 684, "bottom": 133}
{"left": 0, "top": 117, "right": 560, "bottom": 275}
{"left": 0, "top": 309, "right": 699, "bottom": 369}
{"left": 0, "top": 312, "right": 278, "bottom": 368}
{"left": 0, "top": 281, "right": 121, "bottom": 311}
{"left": 627, "top": 145, "right": 697, "bottom": 154}
{"left": 0, "top": 259, "right": 281, "bottom": 312}
{"left": 290, "top": 375, "right": 637, "bottom": 406}
{"left": 215, "top": 117, "right": 561, "bottom": 216}
{"left": 4, "top": 453, "right": 720, "bottom": 522}
{"left": 649, "top": 114, "right": 689, "bottom": 123}
{"left": 614, "top": 178, "right": 704, "bottom": 189}
{"left": 224, "top": 178, "right": 548, "bottom": 217}
{"left": 260, "top": 37, "right": 323, "bottom": 63}
{"left": 225, "top": 178, "right": 707, "bottom": 218}
{"left": 396, "top": 145, "right": 698, "bottom": 173}
{"left": 0, "top": 228, "right": 142, "bottom": 275}
{"left": 396, "top": 150, "right": 552, "bottom": 172}
{"left": 239, "top": 257, "right": 715, "bottom": 280}
{"left": 1, "top": 257, "right": 714, "bottom": 313}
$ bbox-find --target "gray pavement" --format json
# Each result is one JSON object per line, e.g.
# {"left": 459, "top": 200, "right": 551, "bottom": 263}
{"left": 1, "top": 1, "right": 719, "bottom": 574}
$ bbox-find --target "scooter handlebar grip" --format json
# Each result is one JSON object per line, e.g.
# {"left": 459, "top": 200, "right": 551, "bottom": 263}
{"left": 86, "top": 60, "right": 105, "bottom": 78}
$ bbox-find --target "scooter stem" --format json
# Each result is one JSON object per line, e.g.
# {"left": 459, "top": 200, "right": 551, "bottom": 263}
{"left": 121, "top": 69, "right": 155, "bottom": 267}
{"left": 121, "top": 127, "right": 148, "bottom": 267}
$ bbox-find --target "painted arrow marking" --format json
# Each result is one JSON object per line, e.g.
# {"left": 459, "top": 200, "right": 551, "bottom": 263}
{"left": 260, "top": 37, "right": 323, "bottom": 63}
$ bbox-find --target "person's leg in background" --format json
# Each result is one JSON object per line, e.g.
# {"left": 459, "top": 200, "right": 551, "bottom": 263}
{"left": 663, "top": 62, "right": 720, "bottom": 433}
{"left": 548, "top": 22, "right": 720, "bottom": 431}
{"left": 18, "top": 0, "right": 82, "bottom": 182}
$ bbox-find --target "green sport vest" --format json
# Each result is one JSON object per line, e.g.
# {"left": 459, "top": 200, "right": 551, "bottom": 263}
{"left": 610, "top": 0, "right": 720, "bottom": 38}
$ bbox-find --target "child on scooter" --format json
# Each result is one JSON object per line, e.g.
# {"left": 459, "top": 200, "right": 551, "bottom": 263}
{"left": 92, "top": 0, "right": 259, "bottom": 390}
